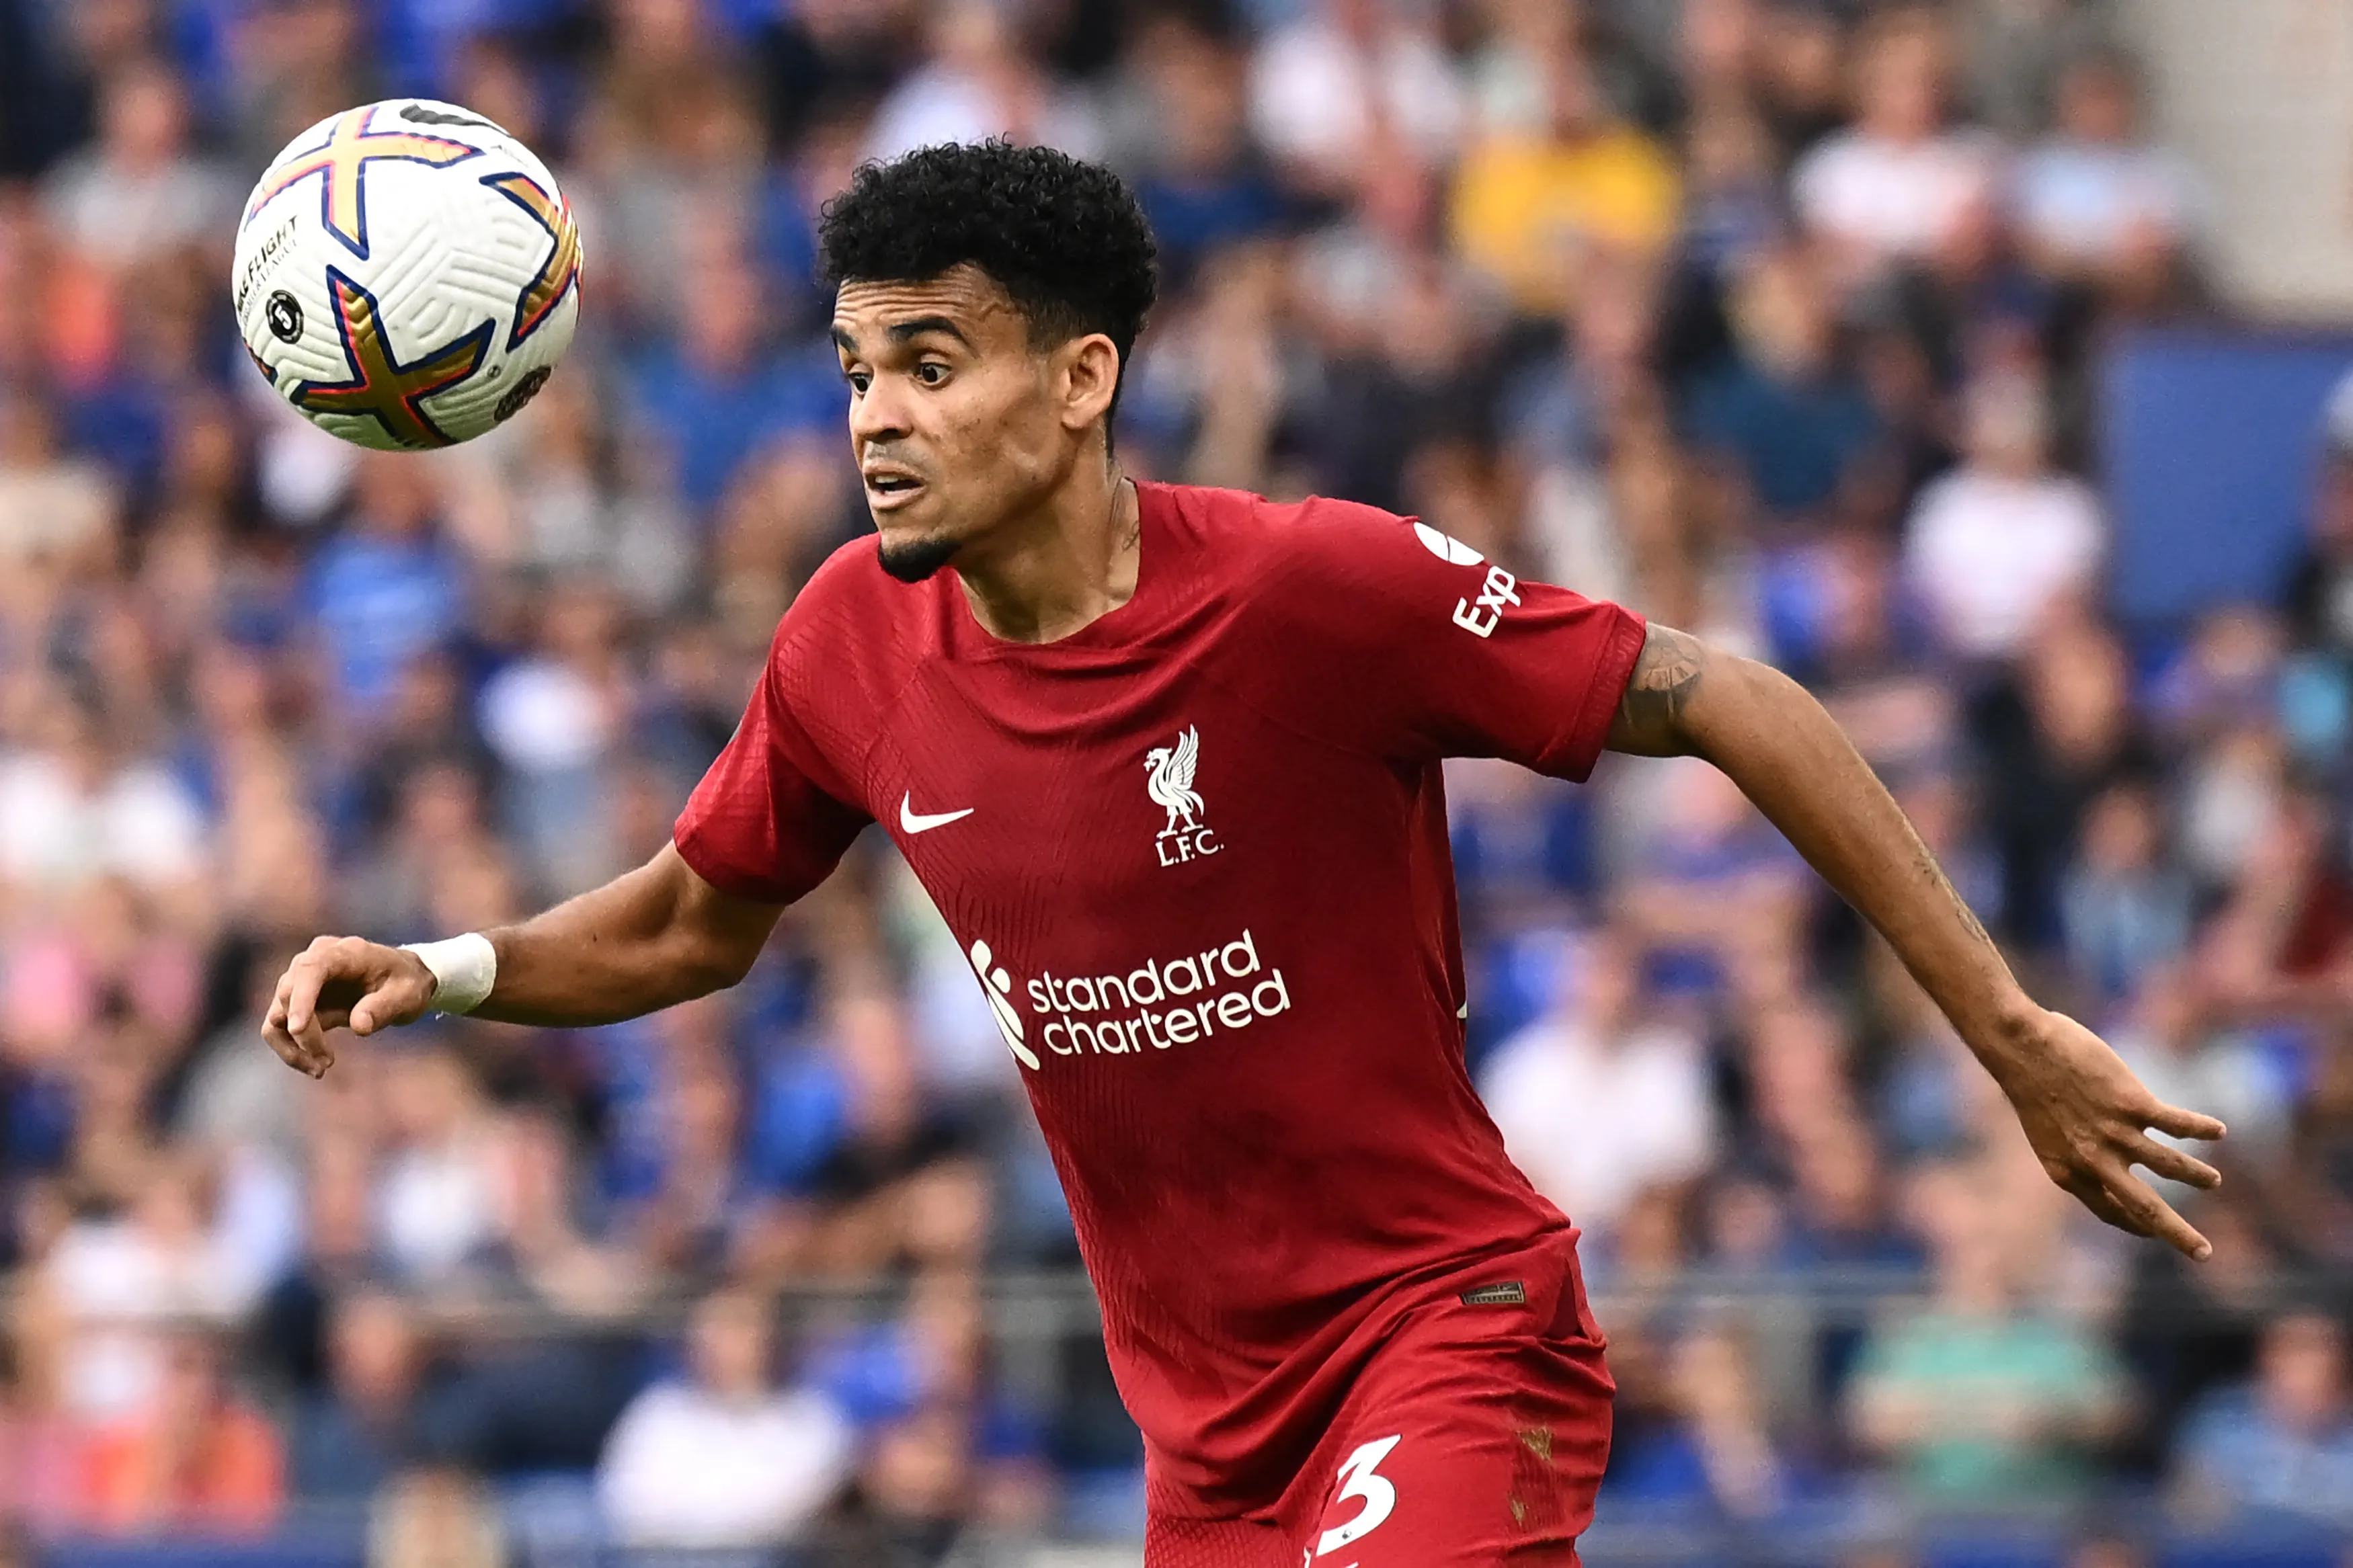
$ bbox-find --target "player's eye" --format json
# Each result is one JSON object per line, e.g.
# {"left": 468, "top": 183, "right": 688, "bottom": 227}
{"left": 914, "top": 361, "right": 950, "bottom": 386}
{"left": 842, "top": 370, "right": 870, "bottom": 394}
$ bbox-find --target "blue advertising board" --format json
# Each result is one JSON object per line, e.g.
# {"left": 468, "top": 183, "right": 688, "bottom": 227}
{"left": 2102, "top": 329, "right": 2353, "bottom": 627}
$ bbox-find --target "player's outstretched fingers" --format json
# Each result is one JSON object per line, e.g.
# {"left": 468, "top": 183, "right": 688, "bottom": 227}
{"left": 2145, "top": 1101, "right": 2228, "bottom": 1145}
{"left": 2126, "top": 1132, "right": 2221, "bottom": 1191}
{"left": 2100, "top": 1163, "right": 2212, "bottom": 1261}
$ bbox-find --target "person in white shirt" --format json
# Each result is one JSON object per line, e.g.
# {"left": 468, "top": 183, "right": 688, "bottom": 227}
{"left": 0, "top": 698, "right": 208, "bottom": 895}
{"left": 38, "top": 1162, "right": 244, "bottom": 1422}
{"left": 38, "top": 60, "right": 237, "bottom": 270}
{"left": 1476, "top": 927, "right": 1714, "bottom": 1237}
{"left": 865, "top": 0, "right": 1107, "bottom": 164}
{"left": 1903, "top": 372, "right": 2105, "bottom": 663}
{"left": 2012, "top": 51, "right": 2202, "bottom": 286}
{"left": 1792, "top": 11, "right": 2001, "bottom": 285}
{"left": 1247, "top": 0, "right": 1464, "bottom": 191}
{"left": 597, "top": 1286, "right": 854, "bottom": 1550}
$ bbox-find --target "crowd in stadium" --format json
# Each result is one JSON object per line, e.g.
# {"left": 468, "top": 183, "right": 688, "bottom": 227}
{"left": 0, "top": 0, "right": 2350, "bottom": 1560}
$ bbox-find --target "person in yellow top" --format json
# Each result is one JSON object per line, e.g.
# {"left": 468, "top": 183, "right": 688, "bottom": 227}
{"left": 1451, "top": 33, "right": 1682, "bottom": 319}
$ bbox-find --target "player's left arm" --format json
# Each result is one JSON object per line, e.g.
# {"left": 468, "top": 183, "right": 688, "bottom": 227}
{"left": 1605, "top": 622, "right": 2229, "bottom": 1259}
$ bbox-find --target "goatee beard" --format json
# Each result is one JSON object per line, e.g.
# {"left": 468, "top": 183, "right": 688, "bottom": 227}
{"left": 877, "top": 532, "right": 962, "bottom": 583}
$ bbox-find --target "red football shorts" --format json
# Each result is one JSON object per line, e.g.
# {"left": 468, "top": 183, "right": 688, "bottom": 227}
{"left": 1144, "top": 1236, "right": 1616, "bottom": 1568}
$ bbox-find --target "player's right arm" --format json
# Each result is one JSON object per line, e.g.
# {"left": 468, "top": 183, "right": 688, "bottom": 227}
{"left": 1603, "top": 622, "right": 2227, "bottom": 1257}
{"left": 266, "top": 570, "right": 875, "bottom": 1078}
{"left": 261, "top": 845, "right": 785, "bottom": 1077}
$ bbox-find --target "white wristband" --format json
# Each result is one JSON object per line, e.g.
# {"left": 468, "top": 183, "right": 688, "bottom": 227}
{"left": 401, "top": 934, "right": 497, "bottom": 1016}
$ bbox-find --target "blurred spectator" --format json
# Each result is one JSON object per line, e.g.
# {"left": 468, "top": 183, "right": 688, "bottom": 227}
{"left": 1681, "top": 241, "right": 1885, "bottom": 536}
{"left": 813, "top": 1266, "right": 1058, "bottom": 1538}
{"left": 2011, "top": 50, "right": 2200, "bottom": 294}
{"left": 1501, "top": 247, "right": 1664, "bottom": 491}
{"left": 372, "top": 1045, "right": 502, "bottom": 1289}
{"left": 2172, "top": 1309, "right": 2353, "bottom": 1526}
{"left": 0, "top": 1290, "right": 79, "bottom": 1534}
{"left": 1903, "top": 370, "right": 2103, "bottom": 663}
{"left": 0, "top": 393, "right": 116, "bottom": 562}
{"left": 365, "top": 1467, "right": 507, "bottom": 1568}
{"left": 1478, "top": 928, "right": 1714, "bottom": 1237}
{"left": 342, "top": 755, "right": 498, "bottom": 938}
{"left": 0, "top": 697, "right": 208, "bottom": 894}
{"left": 2059, "top": 781, "right": 2193, "bottom": 1005}
{"left": 1751, "top": 0, "right": 1848, "bottom": 162}
{"left": 1606, "top": 1321, "right": 1807, "bottom": 1519}
{"left": 1960, "top": 0, "right": 2122, "bottom": 144}
{"left": 1615, "top": 757, "right": 1808, "bottom": 993}
{"left": 74, "top": 1331, "right": 283, "bottom": 1537}
{"left": 1450, "top": 28, "right": 1681, "bottom": 319}
{"left": 1782, "top": 1117, "right": 1924, "bottom": 1273}
{"left": 222, "top": 0, "right": 381, "bottom": 169}
{"left": 2146, "top": 608, "right": 2290, "bottom": 761}
{"left": 1248, "top": 0, "right": 1464, "bottom": 193}
{"left": 1792, "top": 11, "right": 2001, "bottom": 287}
{"left": 34, "top": 1157, "right": 242, "bottom": 1423}
{"left": 306, "top": 454, "right": 467, "bottom": 716}
{"left": 596, "top": 1286, "right": 853, "bottom": 1550}
{"left": 2279, "top": 1041, "right": 2353, "bottom": 1262}
{"left": 2194, "top": 782, "right": 2353, "bottom": 1022}
{"left": 1968, "top": 614, "right": 2147, "bottom": 948}
{"left": 621, "top": 254, "right": 834, "bottom": 518}
{"left": 741, "top": 991, "right": 989, "bottom": 1283}
{"left": 38, "top": 58, "right": 234, "bottom": 270}
{"left": 867, "top": 1, "right": 1105, "bottom": 164}
{"left": 1307, "top": 254, "right": 1494, "bottom": 516}
{"left": 1676, "top": 100, "right": 1782, "bottom": 287}
{"left": 593, "top": 1003, "right": 753, "bottom": 1276}
{"left": 1851, "top": 1165, "right": 2123, "bottom": 1509}
{"left": 289, "top": 1290, "right": 427, "bottom": 1503}
{"left": 1123, "top": 19, "right": 1288, "bottom": 290}
{"left": 477, "top": 577, "right": 629, "bottom": 897}
{"left": 575, "top": 0, "right": 766, "bottom": 340}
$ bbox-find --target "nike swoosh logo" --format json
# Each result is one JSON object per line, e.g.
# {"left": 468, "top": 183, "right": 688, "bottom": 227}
{"left": 900, "top": 794, "right": 975, "bottom": 834}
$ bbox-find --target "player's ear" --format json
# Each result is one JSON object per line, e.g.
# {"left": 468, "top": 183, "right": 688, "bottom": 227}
{"left": 1057, "top": 332, "right": 1120, "bottom": 434}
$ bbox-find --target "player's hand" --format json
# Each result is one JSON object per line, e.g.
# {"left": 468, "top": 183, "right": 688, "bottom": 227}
{"left": 261, "top": 936, "right": 438, "bottom": 1078}
{"left": 1983, "top": 1006, "right": 2227, "bottom": 1260}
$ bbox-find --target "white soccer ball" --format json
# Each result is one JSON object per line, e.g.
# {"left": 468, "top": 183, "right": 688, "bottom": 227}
{"left": 231, "top": 99, "right": 582, "bottom": 451}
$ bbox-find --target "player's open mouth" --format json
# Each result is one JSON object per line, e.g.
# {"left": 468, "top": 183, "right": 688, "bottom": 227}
{"left": 865, "top": 472, "right": 926, "bottom": 510}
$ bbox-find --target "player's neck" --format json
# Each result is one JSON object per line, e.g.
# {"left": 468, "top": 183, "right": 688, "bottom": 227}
{"left": 953, "top": 464, "right": 1140, "bottom": 645}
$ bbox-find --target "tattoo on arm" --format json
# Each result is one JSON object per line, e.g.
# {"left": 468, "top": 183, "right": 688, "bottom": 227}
{"left": 1607, "top": 624, "right": 1707, "bottom": 757}
{"left": 1919, "top": 841, "right": 1995, "bottom": 951}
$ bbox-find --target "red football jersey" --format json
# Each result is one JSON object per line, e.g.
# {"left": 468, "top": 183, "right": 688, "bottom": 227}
{"left": 674, "top": 481, "right": 1646, "bottom": 1510}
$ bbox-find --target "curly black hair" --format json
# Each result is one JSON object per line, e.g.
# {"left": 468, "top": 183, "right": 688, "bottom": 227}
{"left": 818, "top": 140, "right": 1159, "bottom": 427}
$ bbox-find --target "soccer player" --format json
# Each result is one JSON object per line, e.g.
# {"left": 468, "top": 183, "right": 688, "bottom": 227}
{"left": 265, "top": 142, "right": 2225, "bottom": 1565}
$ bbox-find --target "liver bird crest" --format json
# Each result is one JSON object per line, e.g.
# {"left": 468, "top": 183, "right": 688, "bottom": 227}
{"left": 1145, "top": 727, "right": 1205, "bottom": 836}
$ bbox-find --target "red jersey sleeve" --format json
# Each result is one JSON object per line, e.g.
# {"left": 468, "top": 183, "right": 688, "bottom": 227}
{"left": 1253, "top": 495, "right": 1647, "bottom": 780}
{"left": 673, "top": 628, "right": 872, "bottom": 904}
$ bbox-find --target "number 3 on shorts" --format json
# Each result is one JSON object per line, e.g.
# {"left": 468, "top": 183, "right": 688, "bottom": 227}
{"left": 1315, "top": 1434, "right": 1403, "bottom": 1558}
